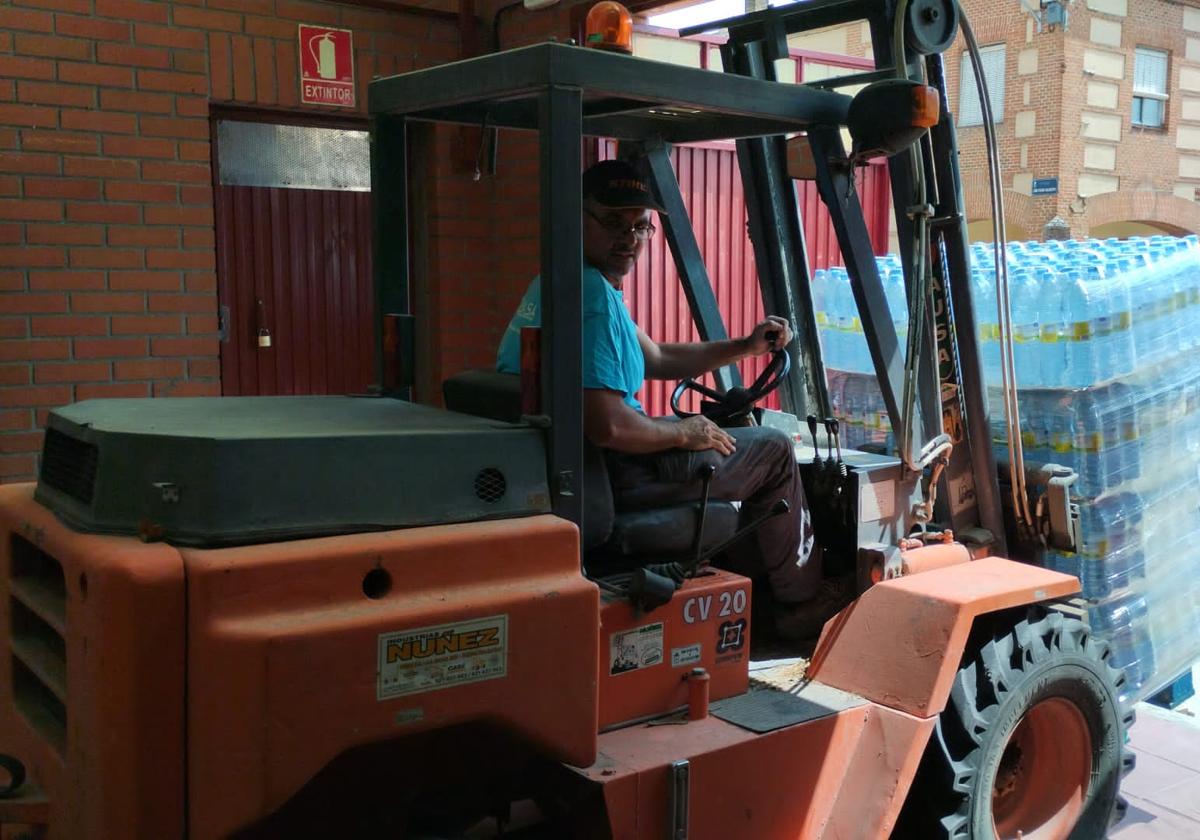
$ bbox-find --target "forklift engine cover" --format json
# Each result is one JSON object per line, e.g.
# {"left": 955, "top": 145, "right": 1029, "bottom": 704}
{"left": 34, "top": 396, "right": 551, "bottom": 547}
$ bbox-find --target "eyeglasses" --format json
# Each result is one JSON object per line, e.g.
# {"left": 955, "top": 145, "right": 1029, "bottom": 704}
{"left": 585, "top": 207, "right": 656, "bottom": 239}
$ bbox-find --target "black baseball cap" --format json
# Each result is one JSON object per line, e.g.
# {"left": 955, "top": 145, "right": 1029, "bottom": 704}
{"left": 582, "top": 159, "right": 667, "bottom": 214}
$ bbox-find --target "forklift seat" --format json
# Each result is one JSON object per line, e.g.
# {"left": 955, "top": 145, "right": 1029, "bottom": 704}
{"left": 442, "top": 370, "right": 739, "bottom": 563}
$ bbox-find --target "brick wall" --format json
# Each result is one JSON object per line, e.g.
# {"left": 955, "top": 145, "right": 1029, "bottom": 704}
{"left": 0, "top": 0, "right": 461, "bottom": 481}
{"left": 417, "top": 3, "right": 578, "bottom": 391}
{"left": 948, "top": 2, "right": 1066, "bottom": 237}
{"left": 948, "top": 0, "right": 1200, "bottom": 239}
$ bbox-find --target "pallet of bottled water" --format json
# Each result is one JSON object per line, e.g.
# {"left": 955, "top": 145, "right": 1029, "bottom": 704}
{"left": 817, "top": 235, "right": 1200, "bottom": 705}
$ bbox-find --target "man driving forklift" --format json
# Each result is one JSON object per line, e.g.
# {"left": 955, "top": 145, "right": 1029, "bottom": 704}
{"left": 498, "top": 159, "right": 850, "bottom": 639}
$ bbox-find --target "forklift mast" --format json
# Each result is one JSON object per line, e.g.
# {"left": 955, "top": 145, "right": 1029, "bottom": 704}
{"left": 683, "top": 0, "right": 1004, "bottom": 549}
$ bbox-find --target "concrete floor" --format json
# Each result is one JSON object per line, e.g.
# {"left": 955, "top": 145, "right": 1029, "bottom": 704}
{"left": 1111, "top": 664, "right": 1200, "bottom": 839}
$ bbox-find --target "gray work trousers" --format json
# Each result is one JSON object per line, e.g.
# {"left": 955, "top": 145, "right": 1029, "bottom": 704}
{"left": 606, "top": 426, "right": 821, "bottom": 602}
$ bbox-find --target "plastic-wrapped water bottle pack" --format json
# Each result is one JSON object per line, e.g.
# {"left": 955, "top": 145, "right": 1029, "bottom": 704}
{"left": 819, "top": 235, "right": 1200, "bottom": 705}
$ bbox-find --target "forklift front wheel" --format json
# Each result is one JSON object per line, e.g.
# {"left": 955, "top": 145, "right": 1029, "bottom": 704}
{"left": 898, "top": 607, "right": 1131, "bottom": 839}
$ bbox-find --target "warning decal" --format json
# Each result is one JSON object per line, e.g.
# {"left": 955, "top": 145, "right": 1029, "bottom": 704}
{"left": 377, "top": 615, "right": 507, "bottom": 700}
{"left": 609, "top": 622, "right": 664, "bottom": 675}
{"left": 671, "top": 643, "right": 702, "bottom": 668}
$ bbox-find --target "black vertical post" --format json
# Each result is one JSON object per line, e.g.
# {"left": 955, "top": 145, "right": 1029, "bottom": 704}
{"left": 539, "top": 86, "right": 584, "bottom": 530}
{"left": 371, "top": 113, "right": 411, "bottom": 399}
{"left": 926, "top": 52, "right": 1006, "bottom": 548}
{"left": 640, "top": 142, "right": 740, "bottom": 392}
{"left": 807, "top": 127, "right": 904, "bottom": 437}
{"left": 721, "top": 38, "right": 828, "bottom": 421}
{"left": 867, "top": 13, "right": 941, "bottom": 450}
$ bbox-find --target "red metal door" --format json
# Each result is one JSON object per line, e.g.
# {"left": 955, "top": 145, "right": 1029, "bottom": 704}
{"left": 618, "top": 143, "right": 890, "bottom": 416}
{"left": 215, "top": 184, "right": 375, "bottom": 396}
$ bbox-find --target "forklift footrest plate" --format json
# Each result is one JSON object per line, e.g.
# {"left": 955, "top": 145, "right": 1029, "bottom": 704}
{"left": 710, "top": 681, "right": 865, "bottom": 733}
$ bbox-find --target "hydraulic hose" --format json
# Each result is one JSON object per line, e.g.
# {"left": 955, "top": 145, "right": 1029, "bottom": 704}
{"left": 958, "top": 6, "right": 1034, "bottom": 529}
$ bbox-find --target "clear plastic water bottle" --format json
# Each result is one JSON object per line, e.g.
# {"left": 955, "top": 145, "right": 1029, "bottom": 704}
{"left": 1179, "top": 244, "right": 1200, "bottom": 353}
{"left": 1071, "top": 387, "right": 1106, "bottom": 496}
{"left": 842, "top": 270, "right": 869, "bottom": 374}
{"left": 1165, "top": 248, "right": 1190, "bottom": 360}
{"left": 1039, "top": 267, "right": 1070, "bottom": 388}
{"left": 1108, "top": 381, "right": 1140, "bottom": 489}
{"left": 823, "top": 268, "right": 845, "bottom": 371}
{"left": 973, "top": 267, "right": 1000, "bottom": 386}
{"left": 1060, "top": 268, "right": 1100, "bottom": 387}
{"left": 1079, "top": 263, "right": 1122, "bottom": 383}
{"left": 1078, "top": 491, "right": 1146, "bottom": 595}
{"left": 1046, "top": 390, "right": 1076, "bottom": 474}
{"left": 841, "top": 372, "right": 866, "bottom": 449}
{"left": 863, "top": 375, "right": 889, "bottom": 449}
{"left": 1089, "top": 592, "right": 1156, "bottom": 703}
{"left": 829, "top": 268, "right": 855, "bottom": 372}
{"left": 883, "top": 267, "right": 909, "bottom": 359}
{"left": 1105, "top": 261, "right": 1135, "bottom": 380}
{"left": 812, "top": 268, "right": 831, "bottom": 362}
{"left": 1010, "top": 269, "right": 1042, "bottom": 387}
{"left": 1127, "top": 254, "right": 1156, "bottom": 369}
{"left": 1143, "top": 248, "right": 1174, "bottom": 364}
{"left": 1021, "top": 389, "right": 1050, "bottom": 464}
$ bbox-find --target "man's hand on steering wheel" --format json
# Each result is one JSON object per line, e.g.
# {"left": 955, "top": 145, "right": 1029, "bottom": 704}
{"left": 743, "top": 316, "right": 793, "bottom": 357}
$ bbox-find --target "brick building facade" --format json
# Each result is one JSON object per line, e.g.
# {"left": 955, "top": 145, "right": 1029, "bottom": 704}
{"left": 947, "top": 0, "right": 1200, "bottom": 240}
{"left": 779, "top": 1, "right": 1200, "bottom": 240}
{"left": 0, "top": 0, "right": 579, "bottom": 483}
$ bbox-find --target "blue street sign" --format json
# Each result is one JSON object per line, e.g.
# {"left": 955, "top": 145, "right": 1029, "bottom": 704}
{"left": 1032, "top": 177, "right": 1059, "bottom": 196}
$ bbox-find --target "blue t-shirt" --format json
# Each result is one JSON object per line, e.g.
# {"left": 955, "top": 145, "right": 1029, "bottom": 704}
{"left": 497, "top": 267, "right": 645, "bottom": 413}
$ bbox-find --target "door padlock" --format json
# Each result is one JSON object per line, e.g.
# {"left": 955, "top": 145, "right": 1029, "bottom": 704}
{"left": 255, "top": 298, "right": 272, "bottom": 348}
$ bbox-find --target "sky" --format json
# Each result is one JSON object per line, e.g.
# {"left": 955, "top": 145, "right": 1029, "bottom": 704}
{"left": 648, "top": 0, "right": 800, "bottom": 31}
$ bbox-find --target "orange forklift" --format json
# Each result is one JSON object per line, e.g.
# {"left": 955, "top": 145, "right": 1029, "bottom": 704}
{"left": 0, "top": 0, "right": 1131, "bottom": 837}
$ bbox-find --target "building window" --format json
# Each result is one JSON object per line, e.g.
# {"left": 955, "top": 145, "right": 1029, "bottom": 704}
{"left": 1132, "top": 47, "right": 1169, "bottom": 129}
{"left": 958, "top": 43, "right": 1006, "bottom": 126}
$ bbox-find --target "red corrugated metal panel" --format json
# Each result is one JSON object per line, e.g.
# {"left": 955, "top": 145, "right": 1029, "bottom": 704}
{"left": 216, "top": 185, "right": 375, "bottom": 396}
{"left": 607, "top": 143, "right": 890, "bottom": 416}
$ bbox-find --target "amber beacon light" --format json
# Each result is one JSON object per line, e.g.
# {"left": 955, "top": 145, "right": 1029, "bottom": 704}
{"left": 585, "top": 1, "right": 633, "bottom": 54}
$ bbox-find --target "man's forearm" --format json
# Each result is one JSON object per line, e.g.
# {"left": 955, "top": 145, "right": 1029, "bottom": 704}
{"left": 586, "top": 409, "right": 685, "bottom": 454}
{"left": 649, "top": 338, "right": 750, "bottom": 380}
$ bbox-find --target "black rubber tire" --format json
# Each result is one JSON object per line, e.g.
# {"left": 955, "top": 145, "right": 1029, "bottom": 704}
{"left": 894, "top": 606, "right": 1134, "bottom": 839}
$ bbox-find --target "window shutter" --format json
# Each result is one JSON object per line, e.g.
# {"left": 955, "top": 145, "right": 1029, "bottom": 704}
{"left": 1133, "top": 48, "right": 1168, "bottom": 96}
{"left": 958, "top": 44, "right": 1005, "bottom": 126}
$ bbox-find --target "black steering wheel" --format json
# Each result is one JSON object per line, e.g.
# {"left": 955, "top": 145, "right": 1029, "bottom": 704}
{"left": 670, "top": 346, "right": 791, "bottom": 425}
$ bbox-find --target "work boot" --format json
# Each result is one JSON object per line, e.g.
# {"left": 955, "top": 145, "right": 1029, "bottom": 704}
{"left": 772, "top": 574, "right": 855, "bottom": 642}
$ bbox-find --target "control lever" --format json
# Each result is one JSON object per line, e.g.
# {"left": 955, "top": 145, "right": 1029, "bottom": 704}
{"left": 823, "top": 417, "right": 837, "bottom": 468}
{"left": 642, "top": 500, "right": 791, "bottom": 587}
{"left": 689, "top": 499, "right": 790, "bottom": 571}
{"left": 626, "top": 464, "right": 718, "bottom": 613}
{"left": 690, "top": 464, "right": 717, "bottom": 567}
{"left": 806, "top": 414, "right": 821, "bottom": 463}
{"left": 828, "top": 417, "right": 848, "bottom": 480}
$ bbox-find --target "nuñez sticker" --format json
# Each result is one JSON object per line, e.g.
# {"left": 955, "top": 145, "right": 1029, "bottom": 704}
{"left": 377, "top": 615, "right": 508, "bottom": 700}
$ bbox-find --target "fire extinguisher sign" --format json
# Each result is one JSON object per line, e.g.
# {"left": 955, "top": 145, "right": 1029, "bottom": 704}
{"left": 298, "top": 25, "right": 355, "bottom": 108}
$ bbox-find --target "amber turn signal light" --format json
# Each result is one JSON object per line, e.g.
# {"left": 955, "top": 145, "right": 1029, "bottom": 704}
{"left": 847, "top": 78, "right": 941, "bottom": 162}
{"left": 911, "top": 84, "right": 940, "bottom": 128}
